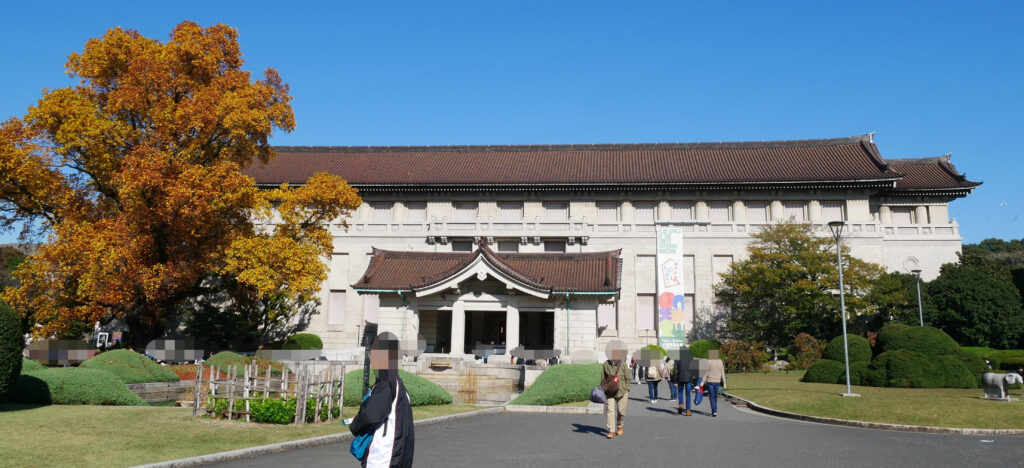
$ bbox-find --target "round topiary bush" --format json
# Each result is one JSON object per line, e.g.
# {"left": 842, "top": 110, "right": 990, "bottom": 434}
{"left": 80, "top": 349, "right": 179, "bottom": 384}
{"left": 848, "top": 361, "right": 875, "bottom": 386}
{"left": 823, "top": 334, "right": 872, "bottom": 364}
{"left": 932, "top": 354, "right": 978, "bottom": 388}
{"left": 509, "top": 363, "right": 602, "bottom": 406}
{"left": 21, "top": 357, "right": 45, "bottom": 374}
{"left": 689, "top": 340, "right": 721, "bottom": 359}
{"left": 282, "top": 333, "right": 323, "bottom": 350}
{"left": 801, "top": 359, "right": 845, "bottom": 384}
{"left": 880, "top": 326, "right": 960, "bottom": 357}
{"left": 9, "top": 367, "right": 147, "bottom": 405}
{"left": 206, "top": 351, "right": 249, "bottom": 375}
{"left": 874, "top": 323, "right": 912, "bottom": 355}
{"left": 871, "top": 350, "right": 943, "bottom": 388}
{"left": 343, "top": 369, "right": 453, "bottom": 406}
{"left": 957, "top": 349, "right": 989, "bottom": 386}
{"left": 0, "top": 300, "right": 23, "bottom": 400}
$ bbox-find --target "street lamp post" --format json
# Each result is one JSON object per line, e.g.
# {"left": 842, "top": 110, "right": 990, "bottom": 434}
{"left": 912, "top": 269, "right": 924, "bottom": 327}
{"left": 827, "top": 221, "right": 859, "bottom": 397}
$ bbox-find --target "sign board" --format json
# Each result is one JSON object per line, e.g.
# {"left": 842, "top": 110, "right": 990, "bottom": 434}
{"left": 656, "top": 225, "right": 686, "bottom": 349}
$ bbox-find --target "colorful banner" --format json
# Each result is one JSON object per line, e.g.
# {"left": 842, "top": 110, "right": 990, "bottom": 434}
{"left": 656, "top": 225, "right": 686, "bottom": 349}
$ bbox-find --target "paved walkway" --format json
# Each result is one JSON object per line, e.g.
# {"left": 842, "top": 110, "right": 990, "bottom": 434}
{"left": 207, "top": 382, "right": 1024, "bottom": 467}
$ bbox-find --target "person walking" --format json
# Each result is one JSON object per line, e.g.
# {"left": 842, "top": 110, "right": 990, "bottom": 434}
{"left": 662, "top": 356, "right": 676, "bottom": 401}
{"left": 672, "top": 349, "right": 698, "bottom": 416}
{"left": 701, "top": 349, "right": 727, "bottom": 417}
{"left": 645, "top": 358, "right": 662, "bottom": 403}
{"left": 350, "top": 333, "right": 415, "bottom": 467}
{"left": 602, "top": 340, "right": 631, "bottom": 439}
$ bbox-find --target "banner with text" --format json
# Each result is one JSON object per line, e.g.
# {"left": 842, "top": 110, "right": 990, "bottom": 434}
{"left": 656, "top": 225, "right": 687, "bottom": 349}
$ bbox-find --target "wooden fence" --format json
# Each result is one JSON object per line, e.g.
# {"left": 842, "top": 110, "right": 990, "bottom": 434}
{"left": 191, "top": 360, "right": 345, "bottom": 425}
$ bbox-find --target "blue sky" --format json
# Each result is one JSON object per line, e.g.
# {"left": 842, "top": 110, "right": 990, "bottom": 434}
{"left": 1, "top": 1, "right": 1020, "bottom": 243}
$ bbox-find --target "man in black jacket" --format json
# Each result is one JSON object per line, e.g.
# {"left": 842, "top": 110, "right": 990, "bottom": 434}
{"left": 350, "top": 332, "right": 414, "bottom": 467}
{"left": 671, "top": 348, "right": 698, "bottom": 416}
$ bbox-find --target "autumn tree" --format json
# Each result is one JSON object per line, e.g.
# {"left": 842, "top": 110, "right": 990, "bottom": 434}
{"left": 0, "top": 22, "right": 361, "bottom": 348}
{"left": 713, "top": 221, "right": 901, "bottom": 347}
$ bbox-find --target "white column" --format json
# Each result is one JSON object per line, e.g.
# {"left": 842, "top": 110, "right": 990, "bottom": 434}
{"left": 879, "top": 205, "right": 892, "bottom": 224}
{"left": 770, "top": 200, "right": 784, "bottom": 221}
{"left": 732, "top": 200, "right": 746, "bottom": 223}
{"left": 505, "top": 299, "right": 520, "bottom": 352}
{"left": 450, "top": 302, "right": 465, "bottom": 355}
{"left": 695, "top": 201, "right": 710, "bottom": 221}
{"left": 808, "top": 200, "right": 822, "bottom": 223}
{"left": 915, "top": 206, "right": 929, "bottom": 224}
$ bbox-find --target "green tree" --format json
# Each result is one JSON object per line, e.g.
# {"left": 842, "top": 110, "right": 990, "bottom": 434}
{"left": 714, "top": 221, "right": 900, "bottom": 347}
{"left": 927, "top": 255, "right": 1024, "bottom": 349}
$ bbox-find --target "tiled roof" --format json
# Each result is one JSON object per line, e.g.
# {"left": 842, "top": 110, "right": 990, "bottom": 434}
{"left": 886, "top": 155, "right": 981, "bottom": 192}
{"left": 353, "top": 243, "right": 621, "bottom": 294}
{"left": 244, "top": 135, "right": 906, "bottom": 189}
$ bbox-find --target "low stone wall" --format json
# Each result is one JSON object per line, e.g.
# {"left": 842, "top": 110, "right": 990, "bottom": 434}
{"left": 126, "top": 381, "right": 195, "bottom": 403}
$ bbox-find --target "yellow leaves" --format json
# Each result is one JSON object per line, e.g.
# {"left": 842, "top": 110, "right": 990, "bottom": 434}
{"left": 223, "top": 235, "right": 326, "bottom": 298}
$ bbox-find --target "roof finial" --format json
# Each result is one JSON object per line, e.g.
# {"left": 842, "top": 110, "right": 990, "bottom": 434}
{"left": 867, "top": 131, "right": 876, "bottom": 143}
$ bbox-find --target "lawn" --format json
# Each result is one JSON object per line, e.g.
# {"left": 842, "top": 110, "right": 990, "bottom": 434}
{"left": 726, "top": 371, "right": 1024, "bottom": 429}
{"left": 0, "top": 403, "right": 484, "bottom": 468}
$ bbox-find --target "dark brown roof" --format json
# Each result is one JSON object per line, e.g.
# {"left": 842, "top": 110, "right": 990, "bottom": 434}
{"left": 245, "top": 135, "right": 906, "bottom": 190}
{"left": 353, "top": 243, "right": 621, "bottom": 294}
{"left": 885, "top": 155, "right": 981, "bottom": 193}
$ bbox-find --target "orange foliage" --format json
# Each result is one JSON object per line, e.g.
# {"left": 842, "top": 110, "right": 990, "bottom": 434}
{"left": 0, "top": 22, "right": 360, "bottom": 345}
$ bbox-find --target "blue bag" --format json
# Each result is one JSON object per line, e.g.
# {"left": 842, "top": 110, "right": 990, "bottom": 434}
{"left": 349, "top": 388, "right": 374, "bottom": 460}
{"left": 693, "top": 379, "right": 704, "bottom": 405}
{"left": 590, "top": 385, "right": 607, "bottom": 404}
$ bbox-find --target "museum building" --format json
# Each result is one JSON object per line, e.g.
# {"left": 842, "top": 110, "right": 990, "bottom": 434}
{"left": 243, "top": 134, "right": 980, "bottom": 361}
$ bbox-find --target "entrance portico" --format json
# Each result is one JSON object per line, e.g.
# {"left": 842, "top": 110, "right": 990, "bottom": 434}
{"left": 353, "top": 242, "right": 621, "bottom": 359}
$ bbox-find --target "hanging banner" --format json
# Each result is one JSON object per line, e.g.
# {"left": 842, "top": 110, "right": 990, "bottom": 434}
{"left": 656, "top": 225, "right": 686, "bottom": 349}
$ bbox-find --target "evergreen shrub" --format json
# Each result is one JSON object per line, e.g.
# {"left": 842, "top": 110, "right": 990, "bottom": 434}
{"left": 283, "top": 333, "right": 323, "bottom": 350}
{"left": 0, "top": 300, "right": 22, "bottom": 400}
{"left": 9, "top": 368, "right": 146, "bottom": 405}
{"left": 509, "top": 363, "right": 602, "bottom": 406}
{"left": 872, "top": 350, "right": 943, "bottom": 388}
{"left": 720, "top": 341, "right": 769, "bottom": 372}
{"left": 801, "top": 359, "right": 845, "bottom": 384}
{"left": 343, "top": 369, "right": 453, "bottom": 407}
{"left": 823, "top": 334, "right": 872, "bottom": 363}
{"left": 788, "top": 333, "right": 824, "bottom": 370}
{"left": 688, "top": 340, "right": 721, "bottom": 359}
{"left": 80, "top": 349, "right": 179, "bottom": 384}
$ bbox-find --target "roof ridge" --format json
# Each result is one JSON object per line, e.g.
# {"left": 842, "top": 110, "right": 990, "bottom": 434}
{"left": 885, "top": 154, "right": 952, "bottom": 165}
{"left": 271, "top": 135, "right": 871, "bottom": 154}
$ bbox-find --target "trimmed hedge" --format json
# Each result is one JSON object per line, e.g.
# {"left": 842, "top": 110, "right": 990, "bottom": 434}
{"left": 509, "top": 363, "right": 602, "bottom": 406}
{"left": 963, "top": 347, "right": 1024, "bottom": 371}
{"left": 874, "top": 323, "right": 912, "bottom": 356}
{"left": 21, "top": 358, "right": 45, "bottom": 373}
{"left": 689, "top": 340, "right": 721, "bottom": 359}
{"left": 283, "top": 333, "right": 323, "bottom": 350}
{"left": 9, "top": 367, "right": 146, "bottom": 405}
{"left": 877, "top": 325, "right": 960, "bottom": 357}
{"left": 0, "top": 299, "right": 22, "bottom": 400}
{"left": 80, "top": 349, "right": 179, "bottom": 384}
{"left": 823, "top": 335, "right": 872, "bottom": 364}
{"left": 343, "top": 370, "right": 452, "bottom": 407}
{"left": 206, "top": 351, "right": 249, "bottom": 370}
{"left": 871, "top": 350, "right": 943, "bottom": 388}
{"left": 802, "top": 359, "right": 845, "bottom": 384}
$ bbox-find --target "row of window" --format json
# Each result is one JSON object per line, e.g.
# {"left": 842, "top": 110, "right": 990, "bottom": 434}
{"left": 368, "top": 200, "right": 847, "bottom": 223}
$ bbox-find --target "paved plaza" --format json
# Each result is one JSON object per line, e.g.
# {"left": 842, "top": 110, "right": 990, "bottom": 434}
{"left": 208, "top": 384, "right": 1024, "bottom": 467}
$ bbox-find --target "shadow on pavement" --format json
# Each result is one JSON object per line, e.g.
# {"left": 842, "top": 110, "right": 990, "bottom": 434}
{"left": 645, "top": 407, "right": 676, "bottom": 415}
{"left": 571, "top": 423, "right": 608, "bottom": 436}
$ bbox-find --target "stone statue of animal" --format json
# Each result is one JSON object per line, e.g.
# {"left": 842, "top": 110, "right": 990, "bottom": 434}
{"left": 982, "top": 372, "right": 1024, "bottom": 400}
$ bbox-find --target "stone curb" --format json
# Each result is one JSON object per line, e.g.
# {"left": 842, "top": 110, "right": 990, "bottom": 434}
{"left": 131, "top": 406, "right": 504, "bottom": 468}
{"left": 723, "top": 392, "right": 1024, "bottom": 436}
{"left": 503, "top": 404, "right": 603, "bottom": 415}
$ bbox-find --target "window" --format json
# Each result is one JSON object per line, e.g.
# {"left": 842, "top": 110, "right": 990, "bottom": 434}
{"left": 363, "top": 294, "right": 380, "bottom": 323}
{"left": 821, "top": 201, "right": 845, "bottom": 222}
{"left": 452, "top": 240, "right": 474, "bottom": 252}
{"left": 597, "top": 202, "right": 618, "bottom": 223}
{"left": 633, "top": 202, "right": 655, "bottom": 224}
{"left": 544, "top": 240, "right": 566, "bottom": 252}
{"left": 783, "top": 201, "right": 805, "bottom": 222}
{"left": 498, "top": 201, "right": 523, "bottom": 222}
{"left": 709, "top": 201, "right": 731, "bottom": 223}
{"left": 597, "top": 302, "right": 617, "bottom": 331}
{"left": 328, "top": 291, "right": 346, "bottom": 325}
{"left": 370, "top": 201, "right": 393, "bottom": 223}
{"left": 891, "top": 207, "right": 913, "bottom": 224}
{"left": 497, "top": 240, "right": 519, "bottom": 252}
{"left": 636, "top": 294, "right": 655, "bottom": 330}
{"left": 746, "top": 201, "right": 768, "bottom": 223}
{"left": 671, "top": 201, "right": 693, "bottom": 221}
{"left": 453, "top": 201, "right": 478, "bottom": 222}
{"left": 543, "top": 202, "right": 569, "bottom": 221}
{"left": 405, "top": 202, "right": 427, "bottom": 222}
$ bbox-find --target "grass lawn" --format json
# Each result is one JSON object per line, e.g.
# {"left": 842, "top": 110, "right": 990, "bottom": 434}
{"left": 0, "top": 403, "right": 484, "bottom": 468}
{"left": 726, "top": 371, "right": 1024, "bottom": 429}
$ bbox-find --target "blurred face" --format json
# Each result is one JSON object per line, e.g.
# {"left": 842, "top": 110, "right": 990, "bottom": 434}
{"left": 370, "top": 348, "right": 396, "bottom": 370}
{"left": 610, "top": 349, "right": 626, "bottom": 361}
{"left": 708, "top": 349, "right": 719, "bottom": 360}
